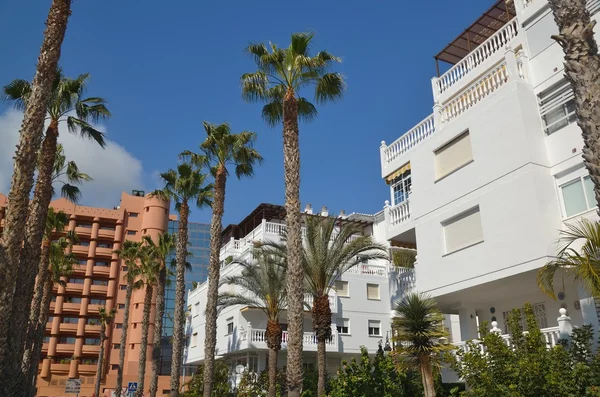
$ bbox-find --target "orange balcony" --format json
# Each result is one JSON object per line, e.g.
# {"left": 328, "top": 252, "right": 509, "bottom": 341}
{"left": 51, "top": 363, "right": 70, "bottom": 374}
{"left": 90, "top": 284, "right": 108, "bottom": 295}
{"left": 95, "top": 246, "right": 113, "bottom": 257}
{"left": 85, "top": 324, "right": 101, "bottom": 334}
{"left": 55, "top": 343, "right": 76, "bottom": 354}
{"left": 78, "top": 364, "right": 97, "bottom": 374}
{"left": 75, "top": 226, "right": 93, "bottom": 237}
{"left": 98, "top": 228, "right": 115, "bottom": 239}
{"left": 82, "top": 345, "right": 100, "bottom": 355}
{"left": 59, "top": 322, "right": 78, "bottom": 333}
{"left": 87, "top": 304, "right": 101, "bottom": 315}
{"left": 45, "top": 323, "right": 52, "bottom": 333}
{"left": 49, "top": 302, "right": 56, "bottom": 312}
{"left": 92, "top": 266, "right": 111, "bottom": 277}
{"left": 41, "top": 342, "right": 49, "bottom": 352}
{"left": 71, "top": 264, "right": 87, "bottom": 274}
{"left": 71, "top": 245, "right": 90, "bottom": 256}
{"left": 65, "top": 283, "right": 84, "bottom": 294}
{"left": 61, "top": 302, "right": 81, "bottom": 314}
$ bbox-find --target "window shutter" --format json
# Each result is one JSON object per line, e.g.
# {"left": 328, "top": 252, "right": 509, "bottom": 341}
{"left": 367, "top": 284, "right": 380, "bottom": 300}
{"left": 435, "top": 132, "right": 473, "bottom": 179}
{"left": 334, "top": 281, "right": 349, "bottom": 297}
{"left": 443, "top": 207, "right": 483, "bottom": 253}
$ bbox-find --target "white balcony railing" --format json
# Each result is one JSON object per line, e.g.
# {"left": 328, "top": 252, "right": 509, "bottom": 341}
{"left": 435, "top": 18, "right": 519, "bottom": 98}
{"left": 383, "top": 115, "right": 435, "bottom": 165}
{"left": 248, "top": 328, "right": 337, "bottom": 348}
{"left": 453, "top": 325, "right": 562, "bottom": 355}
{"left": 386, "top": 200, "right": 410, "bottom": 228}
{"left": 304, "top": 293, "right": 337, "bottom": 312}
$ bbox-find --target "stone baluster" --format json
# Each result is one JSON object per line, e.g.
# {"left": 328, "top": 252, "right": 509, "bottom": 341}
{"left": 247, "top": 322, "right": 253, "bottom": 342}
{"left": 558, "top": 308, "right": 573, "bottom": 340}
{"left": 380, "top": 140, "right": 388, "bottom": 168}
{"left": 490, "top": 321, "right": 502, "bottom": 334}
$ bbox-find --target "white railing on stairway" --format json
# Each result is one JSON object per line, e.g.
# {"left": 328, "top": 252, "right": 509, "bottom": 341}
{"left": 383, "top": 115, "right": 435, "bottom": 164}
{"left": 386, "top": 200, "right": 410, "bottom": 227}
{"left": 436, "top": 18, "right": 519, "bottom": 97}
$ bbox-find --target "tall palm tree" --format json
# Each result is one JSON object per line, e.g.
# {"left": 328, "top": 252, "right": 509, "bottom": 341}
{"left": 548, "top": 0, "right": 600, "bottom": 213}
{"left": 537, "top": 219, "right": 600, "bottom": 298}
{"left": 95, "top": 306, "right": 116, "bottom": 397}
{"left": 263, "top": 215, "right": 388, "bottom": 396}
{"left": 393, "top": 292, "right": 451, "bottom": 397}
{"left": 21, "top": 208, "right": 70, "bottom": 393}
{"left": 151, "top": 163, "right": 212, "bottom": 397}
{"left": 50, "top": 143, "right": 92, "bottom": 202}
{"left": 135, "top": 245, "right": 160, "bottom": 397}
{"left": 241, "top": 32, "right": 344, "bottom": 397}
{"left": 144, "top": 233, "right": 176, "bottom": 397}
{"left": 0, "top": 0, "right": 72, "bottom": 383}
{"left": 217, "top": 252, "right": 287, "bottom": 397}
{"left": 3, "top": 70, "right": 110, "bottom": 386}
{"left": 181, "top": 121, "right": 262, "bottom": 397}
{"left": 113, "top": 240, "right": 144, "bottom": 397}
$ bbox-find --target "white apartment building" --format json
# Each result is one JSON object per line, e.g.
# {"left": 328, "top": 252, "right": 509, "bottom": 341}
{"left": 184, "top": 203, "right": 421, "bottom": 385}
{"left": 379, "top": 0, "right": 600, "bottom": 365}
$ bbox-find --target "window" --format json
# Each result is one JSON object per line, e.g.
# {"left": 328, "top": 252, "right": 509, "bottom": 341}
{"left": 133, "top": 323, "right": 137, "bottom": 329}
{"left": 126, "top": 230, "right": 136, "bottom": 236}
{"left": 249, "top": 356, "right": 259, "bottom": 373}
{"left": 336, "top": 318, "right": 350, "bottom": 334}
{"left": 122, "top": 266, "right": 128, "bottom": 272}
{"left": 43, "top": 336, "right": 51, "bottom": 343}
{"left": 130, "top": 344, "right": 135, "bottom": 350}
{"left": 334, "top": 281, "right": 349, "bottom": 297}
{"left": 193, "top": 302, "right": 200, "bottom": 317}
{"left": 366, "top": 284, "right": 380, "bottom": 300}
{"left": 77, "top": 259, "right": 87, "bottom": 265}
{"left": 97, "top": 241, "right": 112, "bottom": 249}
{"left": 118, "top": 304, "right": 125, "bottom": 309}
{"left": 65, "top": 296, "right": 82, "bottom": 304}
{"left": 113, "top": 344, "right": 121, "bottom": 349}
{"left": 92, "top": 279, "right": 108, "bottom": 286}
{"left": 390, "top": 168, "right": 412, "bottom": 205}
{"left": 95, "top": 261, "right": 109, "bottom": 267}
{"left": 442, "top": 206, "right": 483, "bottom": 254}
{"left": 58, "top": 336, "right": 76, "bottom": 344}
{"left": 61, "top": 317, "right": 79, "bottom": 324}
{"left": 434, "top": 131, "right": 473, "bottom": 180}
{"left": 85, "top": 337, "right": 101, "bottom": 346}
{"left": 100, "top": 225, "right": 115, "bottom": 231}
{"left": 560, "top": 175, "right": 596, "bottom": 217}
{"left": 135, "top": 304, "right": 139, "bottom": 309}
{"left": 68, "top": 277, "right": 84, "bottom": 284}
{"left": 539, "top": 80, "right": 576, "bottom": 135}
{"left": 87, "top": 318, "right": 100, "bottom": 325}
{"left": 227, "top": 321, "right": 234, "bottom": 335}
{"left": 368, "top": 320, "right": 381, "bottom": 336}
{"left": 77, "top": 222, "right": 92, "bottom": 228}
{"left": 119, "top": 285, "right": 127, "bottom": 290}
{"left": 47, "top": 316, "right": 54, "bottom": 323}
{"left": 111, "top": 364, "right": 119, "bottom": 370}
{"left": 90, "top": 298, "right": 106, "bottom": 305}
{"left": 128, "top": 212, "right": 139, "bottom": 218}
{"left": 115, "top": 323, "right": 123, "bottom": 329}
{"left": 79, "top": 240, "right": 90, "bottom": 247}
{"left": 192, "top": 332, "right": 198, "bottom": 347}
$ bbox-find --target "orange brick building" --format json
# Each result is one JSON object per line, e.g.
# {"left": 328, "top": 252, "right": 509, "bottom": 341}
{"left": 0, "top": 191, "right": 177, "bottom": 396}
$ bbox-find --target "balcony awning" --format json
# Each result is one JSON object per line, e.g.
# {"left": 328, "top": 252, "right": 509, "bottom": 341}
{"left": 434, "top": 0, "right": 516, "bottom": 74}
{"left": 385, "top": 162, "right": 411, "bottom": 184}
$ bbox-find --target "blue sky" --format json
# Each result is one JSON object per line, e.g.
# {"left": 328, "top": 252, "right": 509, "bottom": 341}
{"left": 0, "top": 0, "right": 491, "bottom": 225}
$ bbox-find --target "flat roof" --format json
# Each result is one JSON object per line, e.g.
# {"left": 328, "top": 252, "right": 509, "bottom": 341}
{"left": 434, "top": 0, "right": 516, "bottom": 68}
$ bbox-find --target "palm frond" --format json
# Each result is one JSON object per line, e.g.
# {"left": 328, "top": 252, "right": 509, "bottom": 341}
{"left": 60, "top": 184, "right": 82, "bottom": 203}
{"left": 66, "top": 116, "right": 106, "bottom": 148}
{"left": 315, "top": 73, "right": 345, "bottom": 104}
{"left": 297, "top": 98, "right": 318, "bottom": 123}
{"left": 3, "top": 79, "right": 32, "bottom": 111}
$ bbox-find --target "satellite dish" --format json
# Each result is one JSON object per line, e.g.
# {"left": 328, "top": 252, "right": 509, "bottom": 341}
{"left": 235, "top": 365, "right": 245, "bottom": 374}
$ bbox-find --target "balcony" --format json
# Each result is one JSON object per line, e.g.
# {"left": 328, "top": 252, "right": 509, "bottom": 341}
{"left": 90, "top": 284, "right": 108, "bottom": 295}
{"left": 59, "top": 322, "right": 79, "bottom": 333}
{"left": 245, "top": 328, "right": 339, "bottom": 353}
{"left": 71, "top": 245, "right": 89, "bottom": 256}
{"left": 97, "top": 228, "right": 115, "bottom": 240}
{"left": 78, "top": 364, "right": 97, "bottom": 374}
{"left": 65, "top": 283, "right": 84, "bottom": 294}
{"left": 304, "top": 293, "right": 337, "bottom": 313}
{"left": 92, "top": 265, "right": 111, "bottom": 277}
{"left": 82, "top": 344, "right": 100, "bottom": 355}
{"left": 50, "top": 363, "right": 70, "bottom": 374}
{"left": 61, "top": 302, "right": 81, "bottom": 315}
{"left": 85, "top": 324, "right": 101, "bottom": 334}
{"left": 75, "top": 226, "right": 92, "bottom": 237}
{"left": 55, "top": 343, "right": 76, "bottom": 354}
{"left": 95, "top": 246, "right": 113, "bottom": 257}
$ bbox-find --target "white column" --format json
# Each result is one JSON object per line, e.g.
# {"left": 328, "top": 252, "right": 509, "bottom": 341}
{"left": 504, "top": 45, "right": 519, "bottom": 78}
{"left": 458, "top": 304, "right": 479, "bottom": 341}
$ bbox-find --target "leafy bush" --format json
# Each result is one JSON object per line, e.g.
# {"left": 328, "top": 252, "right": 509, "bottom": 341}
{"left": 448, "top": 303, "right": 600, "bottom": 396}
{"left": 182, "top": 360, "right": 232, "bottom": 397}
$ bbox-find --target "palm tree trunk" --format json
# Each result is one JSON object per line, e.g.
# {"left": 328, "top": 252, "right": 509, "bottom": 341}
{"left": 548, "top": 0, "right": 600, "bottom": 213}
{"left": 21, "top": 241, "right": 51, "bottom": 397}
{"left": 136, "top": 284, "right": 153, "bottom": 397}
{"left": 170, "top": 201, "right": 189, "bottom": 397}
{"left": 313, "top": 294, "right": 332, "bottom": 397}
{"left": 115, "top": 281, "right": 133, "bottom": 397}
{"left": 203, "top": 165, "right": 227, "bottom": 397}
{"left": 268, "top": 348, "right": 278, "bottom": 397}
{"left": 150, "top": 266, "right": 167, "bottom": 397}
{"left": 0, "top": 0, "right": 71, "bottom": 383}
{"left": 95, "top": 321, "right": 107, "bottom": 397}
{"left": 419, "top": 355, "right": 436, "bottom": 397}
{"left": 8, "top": 123, "right": 60, "bottom": 390}
{"left": 282, "top": 89, "right": 303, "bottom": 397}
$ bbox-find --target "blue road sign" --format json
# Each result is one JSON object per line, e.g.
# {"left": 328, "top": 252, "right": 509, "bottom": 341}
{"left": 128, "top": 382, "right": 138, "bottom": 392}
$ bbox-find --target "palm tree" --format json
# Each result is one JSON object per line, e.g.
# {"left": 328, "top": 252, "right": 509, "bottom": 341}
{"left": 181, "top": 121, "right": 262, "bottom": 397}
{"left": 263, "top": 215, "right": 388, "bottom": 396}
{"left": 50, "top": 143, "right": 92, "bottom": 202}
{"left": 21, "top": 208, "right": 71, "bottom": 393}
{"left": 538, "top": 219, "right": 600, "bottom": 298}
{"left": 113, "top": 240, "right": 144, "bottom": 397}
{"left": 393, "top": 292, "right": 451, "bottom": 397}
{"left": 95, "top": 306, "right": 117, "bottom": 397}
{"left": 0, "top": 0, "right": 72, "bottom": 383}
{"left": 151, "top": 163, "right": 212, "bottom": 397}
{"left": 241, "top": 32, "right": 344, "bottom": 397}
{"left": 217, "top": 252, "right": 287, "bottom": 397}
{"left": 3, "top": 70, "right": 109, "bottom": 386}
{"left": 548, "top": 0, "right": 600, "bottom": 212}
{"left": 144, "top": 233, "right": 176, "bottom": 397}
{"left": 25, "top": 236, "right": 77, "bottom": 396}
{"left": 135, "top": 244, "right": 160, "bottom": 397}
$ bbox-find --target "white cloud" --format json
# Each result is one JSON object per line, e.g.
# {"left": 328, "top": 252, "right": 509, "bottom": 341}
{"left": 0, "top": 108, "right": 145, "bottom": 208}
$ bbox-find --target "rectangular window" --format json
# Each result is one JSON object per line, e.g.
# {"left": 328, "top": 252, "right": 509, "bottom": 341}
{"left": 113, "top": 344, "right": 120, "bottom": 349}
{"left": 539, "top": 79, "right": 576, "bottom": 135}
{"left": 78, "top": 259, "right": 87, "bottom": 265}
{"left": 443, "top": 206, "right": 483, "bottom": 254}
{"left": 97, "top": 242, "right": 112, "bottom": 249}
{"left": 111, "top": 364, "right": 119, "bottom": 370}
{"left": 47, "top": 316, "right": 54, "bottom": 323}
{"left": 434, "top": 131, "right": 473, "bottom": 180}
{"left": 336, "top": 318, "right": 350, "bottom": 335}
{"left": 100, "top": 225, "right": 115, "bottom": 231}
{"left": 119, "top": 285, "right": 127, "bottom": 290}
{"left": 77, "top": 222, "right": 92, "bottom": 228}
{"left": 79, "top": 240, "right": 90, "bottom": 247}
{"left": 249, "top": 356, "right": 259, "bottom": 373}
{"left": 118, "top": 304, "right": 125, "bottom": 309}
{"left": 58, "top": 336, "right": 76, "bottom": 344}
{"left": 391, "top": 169, "right": 412, "bottom": 205}
{"left": 43, "top": 336, "right": 51, "bottom": 343}
{"left": 126, "top": 230, "right": 136, "bottom": 236}
{"left": 227, "top": 321, "right": 234, "bottom": 335}
{"left": 90, "top": 298, "right": 106, "bottom": 305}
{"left": 334, "top": 281, "right": 349, "bottom": 297}
{"left": 95, "top": 261, "right": 109, "bottom": 267}
{"left": 560, "top": 175, "right": 596, "bottom": 217}
{"left": 62, "top": 317, "right": 79, "bottom": 324}
{"left": 192, "top": 332, "right": 198, "bottom": 347}
{"left": 85, "top": 338, "right": 101, "bottom": 346}
{"left": 92, "top": 280, "right": 108, "bottom": 286}
{"left": 366, "top": 284, "right": 380, "bottom": 300}
{"left": 122, "top": 266, "right": 128, "bottom": 272}
{"left": 128, "top": 212, "right": 139, "bottom": 218}
{"left": 368, "top": 320, "right": 381, "bottom": 336}
{"left": 87, "top": 318, "right": 100, "bottom": 325}
{"left": 115, "top": 323, "right": 123, "bottom": 329}
{"left": 68, "top": 278, "right": 85, "bottom": 284}
{"left": 193, "top": 302, "right": 200, "bottom": 317}
{"left": 64, "top": 296, "right": 82, "bottom": 304}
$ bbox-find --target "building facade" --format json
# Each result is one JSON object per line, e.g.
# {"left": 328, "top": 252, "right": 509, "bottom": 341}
{"left": 184, "top": 203, "right": 423, "bottom": 388}
{"left": 378, "top": 0, "right": 600, "bottom": 377}
{"left": 0, "top": 191, "right": 176, "bottom": 396}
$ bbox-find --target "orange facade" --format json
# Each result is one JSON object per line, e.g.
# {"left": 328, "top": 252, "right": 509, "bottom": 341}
{"left": 0, "top": 191, "right": 177, "bottom": 397}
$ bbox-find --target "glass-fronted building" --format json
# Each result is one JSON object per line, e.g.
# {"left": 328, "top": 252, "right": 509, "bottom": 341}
{"left": 159, "top": 220, "right": 211, "bottom": 375}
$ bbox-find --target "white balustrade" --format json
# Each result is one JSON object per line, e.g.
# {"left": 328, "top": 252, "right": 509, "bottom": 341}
{"left": 441, "top": 62, "right": 509, "bottom": 124}
{"left": 436, "top": 18, "right": 519, "bottom": 97}
{"left": 388, "top": 200, "right": 410, "bottom": 227}
{"left": 383, "top": 115, "right": 435, "bottom": 164}
{"left": 250, "top": 329, "right": 336, "bottom": 347}
{"left": 304, "top": 293, "right": 337, "bottom": 311}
